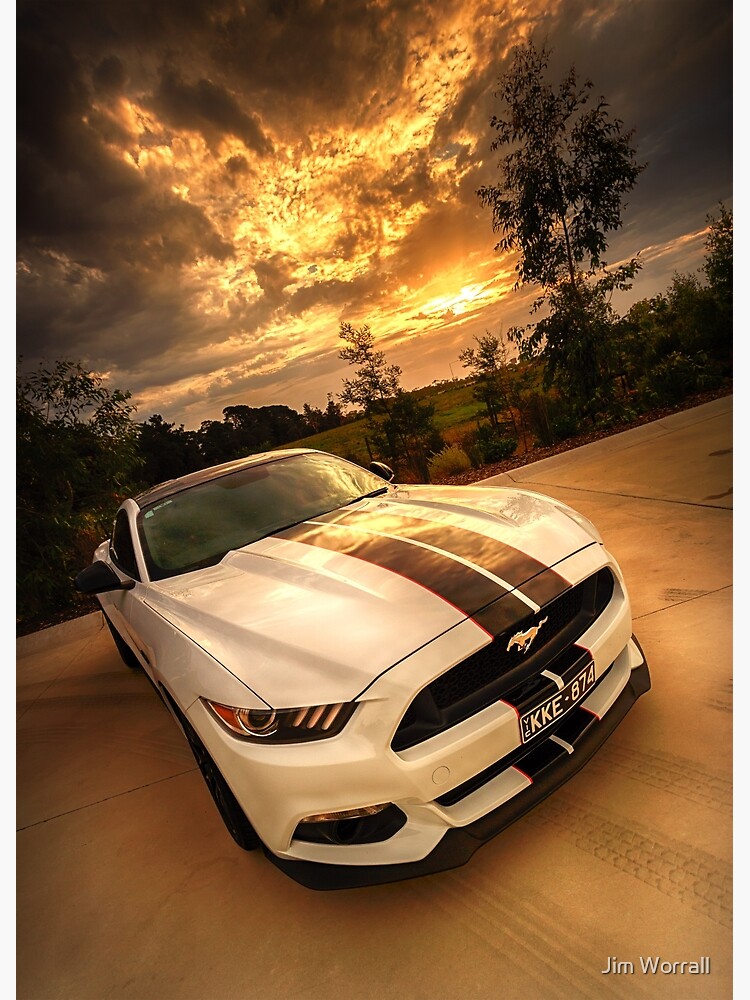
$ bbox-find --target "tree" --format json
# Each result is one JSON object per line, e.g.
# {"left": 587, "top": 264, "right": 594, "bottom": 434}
{"left": 139, "top": 414, "right": 201, "bottom": 485}
{"left": 459, "top": 330, "right": 538, "bottom": 452}
{"left": 199, "top": 418, "right": 241, "bottom": 465}
{"left": 459, "top": 332, "right": 523, "bottom": 432}
{"left": 301, "top": 394, "right": 343, "bottom": 436}
{"left": 618, "top": 204, "right": 734, "bottom": 392}
{"left": 704, "top": 203, "right": 732, "bottom": 302}
{"left": 338, "top": 323, "right": 441, "bottom": 480}
{"left": 302, "top": 402, "right": 324, "bottom": 434}
{"left": 618, "top": 264, "right": 729, "bottom": 400}
{"left": 17, "top": 360, "right": 142, "bottom": 623}
{"left": 323, "top": 393, "right": 343, "bottom": 430}
{"left": 221, "top": 404, "right": 308, "bottom": 452}
{"left": 703, "top": 204, "right": 732, "bottom": 367}
{"left": 368, "top": 392, "right": 443, "bottom": 480}
{"left": 339, "top": 323, "right": 402, "bottom": 416}
{"left": 477, "top": 40, "right": 644, "bottom": 415}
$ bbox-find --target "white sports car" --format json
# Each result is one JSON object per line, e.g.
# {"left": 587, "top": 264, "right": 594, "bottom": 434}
{"left": 76, "top": 448, "right": 650, "bottom": 889}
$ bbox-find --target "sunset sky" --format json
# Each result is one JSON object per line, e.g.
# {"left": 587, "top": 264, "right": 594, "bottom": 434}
{"left": 16, "top": 0, "right": 732, "bottom": 430}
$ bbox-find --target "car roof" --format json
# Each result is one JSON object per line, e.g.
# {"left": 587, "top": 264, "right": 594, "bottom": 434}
{"left": 134, "top": 448, "right": 317, "bottom": 508}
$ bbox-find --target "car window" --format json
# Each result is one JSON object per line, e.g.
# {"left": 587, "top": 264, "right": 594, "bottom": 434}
{"left": 111, "top": 509, "right": 140, "bottom": 580}
{"left": 137, "top": 453, "right": 388, "bottom": 581}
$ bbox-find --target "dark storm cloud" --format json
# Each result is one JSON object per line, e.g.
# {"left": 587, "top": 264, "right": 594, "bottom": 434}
{"left": 380, "top": 149, "right": 436, "bottom": 209}
{"left": 16, "top": 2, "right": 237, "bottom": 378}
{"left": 92, "top": 55, "right": 128, "bottom": 95}
{"left": 150, "top": 68, "right": 274, "bottom": 155}
{"left": 225, "top": 154, "right": 251, "bottom": 177}
{"left": 16, "top": 250, "right": 223, "bottom": 370}
{"left": 16, "top": 5, "right": 234, "bottom": 271}
{"left": 211, "top": 0, "right": 414, "bottom": 125}
{"left": 253, "top": 253, "right": 298, "bottom": 305}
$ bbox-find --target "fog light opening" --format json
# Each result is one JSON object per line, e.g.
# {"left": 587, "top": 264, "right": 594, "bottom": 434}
{"left": 332, "top": 818, "right": 362, "bottom": 844}
{"left": 293, "top": 804, "right": 408, "bottom": 846}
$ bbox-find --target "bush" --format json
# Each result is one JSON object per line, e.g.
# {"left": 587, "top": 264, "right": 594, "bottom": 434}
{"left": 548, "top": 412, "right": 580, "bottom": 441}
{"left": 17, "top": 361, "right": 142, "bottom": 627}
{"left": 427, "top": 445, "right": 473, "bottom": 481}
{"left": 521, "top": 390, "right": 581, "bottom": 446}
{"left": 635, "top": 351, "right": 721, "bottom": 407}
{"left": 475, "top": 423, "right": 518, "bottom": 463}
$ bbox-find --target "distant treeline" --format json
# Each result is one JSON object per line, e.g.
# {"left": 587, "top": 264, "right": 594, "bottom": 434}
{"left": 139, "top": 397, "right": 350, "bottom": 485}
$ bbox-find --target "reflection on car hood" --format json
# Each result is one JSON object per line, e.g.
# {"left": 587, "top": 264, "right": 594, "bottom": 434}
{"left": 146, "top": 485, "right": 596, "bottom": 706}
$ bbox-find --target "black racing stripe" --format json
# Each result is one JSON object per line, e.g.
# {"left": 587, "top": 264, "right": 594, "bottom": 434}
{"left": 473, "top": 595, "right": 536, "bottom": 636}
{"left": 519, "top": 566, "right": 571, "bottom": 607}
{"left": 319, "top": 508, "right": 568, "bottom": 596}
{"left": 277, "top": 521, "right": 513, "bottom": 617}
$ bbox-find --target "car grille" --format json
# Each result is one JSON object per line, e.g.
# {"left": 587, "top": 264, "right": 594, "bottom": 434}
{"left": 391, "top": 567, "right": 615, "bottom": 752}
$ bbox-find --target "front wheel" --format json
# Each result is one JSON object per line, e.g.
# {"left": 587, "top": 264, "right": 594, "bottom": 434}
{"left": 178, "top": 708, "right": 260, "bottom": 851}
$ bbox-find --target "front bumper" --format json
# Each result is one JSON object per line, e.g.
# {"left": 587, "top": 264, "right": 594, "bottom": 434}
{"left": 266, "top": 646, "right": 650, "bottom": 889}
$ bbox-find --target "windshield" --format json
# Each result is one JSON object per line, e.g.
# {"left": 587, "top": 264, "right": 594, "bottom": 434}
{"left": 137, "top": 452, "right": 390, "bottom": 581}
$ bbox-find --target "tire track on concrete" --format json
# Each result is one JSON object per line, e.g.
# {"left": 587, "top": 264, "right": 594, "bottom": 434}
{"left": 705, "top": 678, "right": 732, "bottom": 715}
{"left": 413, "top": 869, "right": 653, "bottom": 1000}
{"left": 584, "top": 743, "right": 732, "bottom": 812}
{"left": 524, "top": 793, "right": 732, "bottom": 928}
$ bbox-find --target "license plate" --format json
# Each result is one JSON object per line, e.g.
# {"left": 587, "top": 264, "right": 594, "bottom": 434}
{"left": 520, "top": 661, "right": 596, "bottom": 743}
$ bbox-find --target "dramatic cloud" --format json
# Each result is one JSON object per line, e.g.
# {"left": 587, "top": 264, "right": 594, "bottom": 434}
{"left": 16, "top": 0, "right": 732, "bottom": 427}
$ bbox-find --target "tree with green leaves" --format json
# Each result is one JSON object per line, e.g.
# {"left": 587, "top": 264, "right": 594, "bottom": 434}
{"left": 338, "top": 323, "right": 442, "bottom": 480}
{"left": 704, "top": 203, "right": 732, "bottom": 302}
{"left": 459, "top": 330, "right": 535, "bottom": 454}
{"left": 459, "top": 331, "right": 525, "bottom": 432}
{"left": 339, "top": 323, "right": 403, "bottom": 416}
{"left": 139, "top": 414, "right": 202, "bottom": 484}
{"left": 616, "top": 206, "right": 733, "bottom": 398}
{"left": 703, "top": 204, "right": 732, "bottom": 366}
{"left": 302, "top": 394, "right": 344, "bottom": 435}
{"left": 17, "top": 360, "right": 142, "bottom": 625}
{"left": 477, "top": 39, "right": 645, "bottom": 415}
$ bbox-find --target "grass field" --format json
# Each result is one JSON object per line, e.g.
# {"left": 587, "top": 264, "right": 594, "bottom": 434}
{"left": 279, "top": 379, "right": 487, "bottom": 464}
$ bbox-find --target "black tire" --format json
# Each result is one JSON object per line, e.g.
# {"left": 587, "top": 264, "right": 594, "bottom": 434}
{"left": 102, "top": 612, "right": 141, "bottom": 670}
{"left": 177, "top": 706, "right": 260, "bottom": 851}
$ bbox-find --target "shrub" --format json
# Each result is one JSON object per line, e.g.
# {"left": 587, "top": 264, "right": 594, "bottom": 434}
{"left": 453, "top": 428, "right": 481, "bottom": 468}
{"left": 521, "top": 390, "right": 581, "bottom": 445}
{"left": 427, "top": 445, "right": 473, "bottom": 481}
{"left": 17, "top": 361, "right": 142, "bottom": 627}
{"left": 475, "top": 423, "right": 518, "bottom": 463}
{"left": 548, "top": 412, "right": 579, "bottom": 441}
{"left": 635, "top": 351, "right": 721, "bottom": 407}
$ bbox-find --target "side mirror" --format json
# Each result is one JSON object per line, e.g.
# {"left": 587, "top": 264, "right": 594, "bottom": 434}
{"left": 75, "top": 560, "right": 135, "bottom": 595}
{"left": 369, "top": 461, "right": 395, "bottom": 482}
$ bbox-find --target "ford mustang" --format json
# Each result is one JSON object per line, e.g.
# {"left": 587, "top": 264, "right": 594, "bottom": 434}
{"left": 75, "top": 448, "right": 650, "bottom": 889}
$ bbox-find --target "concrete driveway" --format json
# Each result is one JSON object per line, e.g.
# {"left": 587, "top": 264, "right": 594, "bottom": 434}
{"left": 16, "top": 396, "right": 733, "bottom": 1000}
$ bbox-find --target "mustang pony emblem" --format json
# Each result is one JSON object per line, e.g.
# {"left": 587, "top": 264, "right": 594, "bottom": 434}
{"left": 507, "top": 617, "right": 549, "bottom": 654}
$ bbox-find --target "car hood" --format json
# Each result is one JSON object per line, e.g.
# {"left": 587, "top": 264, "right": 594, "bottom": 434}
{"left": 145, "top": 485, "right": 597, "bottom": 707}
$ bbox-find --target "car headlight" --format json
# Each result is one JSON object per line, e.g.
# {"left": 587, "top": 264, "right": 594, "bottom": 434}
{"left": 204, "top": 699, "right": 356, "bottom": 743}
